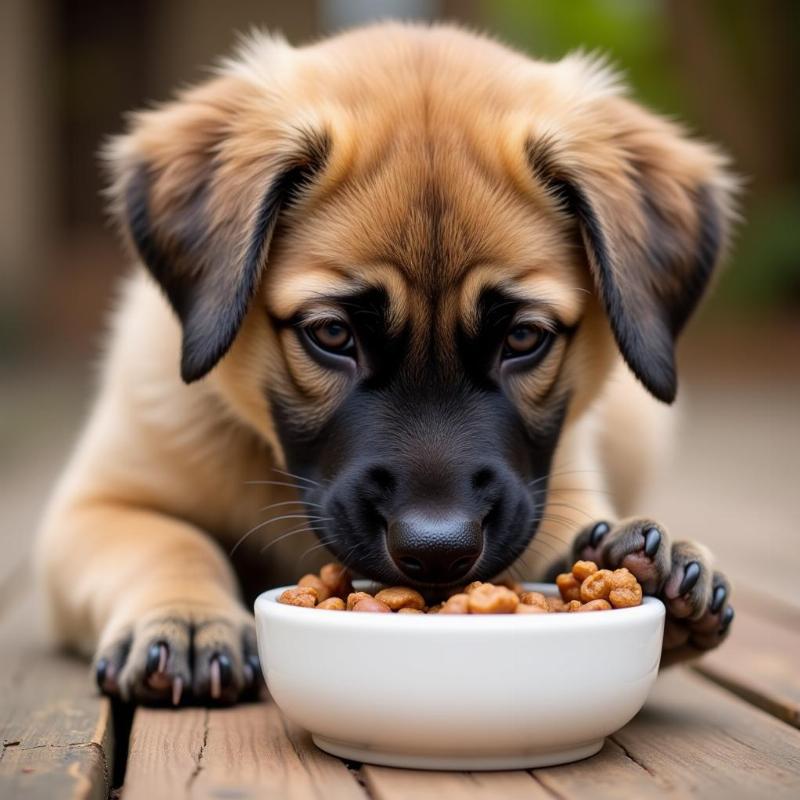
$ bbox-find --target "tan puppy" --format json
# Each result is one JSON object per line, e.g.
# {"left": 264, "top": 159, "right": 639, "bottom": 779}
{"left": 36, "top": 22, "right": 737, "bottom": 704}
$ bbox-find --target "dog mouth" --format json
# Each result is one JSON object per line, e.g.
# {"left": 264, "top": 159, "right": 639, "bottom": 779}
{"left": 314, "top": 498, "right": 539, "bottom": 594}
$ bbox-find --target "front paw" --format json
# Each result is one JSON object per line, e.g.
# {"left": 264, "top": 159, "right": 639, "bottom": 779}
{"left": 93, "top": 602, "right": 261, "bottom": 705}
{"left": 572, "top": 519, "right": 734, "bottom": 665}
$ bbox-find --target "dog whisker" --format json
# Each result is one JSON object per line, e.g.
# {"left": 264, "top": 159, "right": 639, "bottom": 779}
{"left": 256, "top": 499, "right": 324, "bottom": 513}
{"left": 271, "top": 467, "right": 326, "bottom": 488}
{"left": 244, "top": 479, "right": 308, "bottom": 492}
{"left": 230, "top": 514, "right": 332, "bottom": 555}
{"left": 544, "top": 501, "right": 593, "bottom": 519}
{"left": 259, "top": 525, "right": 325, "bottom": 555}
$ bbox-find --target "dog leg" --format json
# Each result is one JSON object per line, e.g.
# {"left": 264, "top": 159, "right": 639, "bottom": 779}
{"left": 571, "top": 519, "right": 733, "bottom": 664}
{"left": 37, "top": 501, "right": 260, "bottom": 704}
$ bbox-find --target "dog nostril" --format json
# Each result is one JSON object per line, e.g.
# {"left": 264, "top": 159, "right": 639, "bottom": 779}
{"left": 450, "top": 555, "right": 476, "bottom": 577}
{"left": 366, "top": 466, "right": 396, "bottom": 492}
{"left": 471, "top": 468, "right": 495, "bottom": 490}
{"left": 398, "top": 556, "right": 424, "bottom": 574}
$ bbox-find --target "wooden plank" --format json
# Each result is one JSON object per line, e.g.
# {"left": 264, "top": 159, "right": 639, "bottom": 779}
{"left": 362, "top": 766, "right": 551, "bottom": 799}
{"left": 0, "top": 590, "right": 114, "bottom": 800}
{"left": 361, "top": 669, "right": 800, "bottom": 800}
{"left": 693, "top": 598, "right": 800, "bottom": 727}
{"left": 122, "top": 699, "right": 367, "bottom": 800}
{"left": 608, "top": 669, "right": 800, "bottom": 799}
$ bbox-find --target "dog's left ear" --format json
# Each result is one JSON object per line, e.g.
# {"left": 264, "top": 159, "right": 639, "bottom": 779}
{"left": 105, "top": 73, "right": 329, "bottom": 383}
{"left": 528, "top": 90, "right": 737, "bottom": 403}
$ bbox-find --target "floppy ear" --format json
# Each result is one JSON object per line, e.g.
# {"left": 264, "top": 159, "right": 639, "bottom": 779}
{"left": 528, "top": 88, "right": 736, "bottom": 403}
{"left": 105, "top": 75, "right": 328, "bottom": 383}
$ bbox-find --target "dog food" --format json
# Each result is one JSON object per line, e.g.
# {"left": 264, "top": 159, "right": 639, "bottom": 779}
{"left": 277, "top": 560, "right": 643, "bottom": 614}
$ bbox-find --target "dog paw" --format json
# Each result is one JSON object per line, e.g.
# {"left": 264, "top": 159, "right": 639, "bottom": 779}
{"left": 572, "top": 519, "right": 733, "bottom": 665}
{"left": 93, "top": 604, "right": 261, "bottom": 705}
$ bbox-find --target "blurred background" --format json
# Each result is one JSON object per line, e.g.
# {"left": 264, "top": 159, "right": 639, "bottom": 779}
{"left": 1, "top": 1, "right": 798, "bottom": 603}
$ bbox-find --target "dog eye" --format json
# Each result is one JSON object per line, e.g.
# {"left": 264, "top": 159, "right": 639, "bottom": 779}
{"left": 305, "top": 320, "right": 355, "bottom": 355}
{"left": 502, "top": 324, "right": 551, "bottom": 360}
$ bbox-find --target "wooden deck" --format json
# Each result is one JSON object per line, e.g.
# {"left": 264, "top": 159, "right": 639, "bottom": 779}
{"left": 2, "top": 352, "right": 799, "bottom": 799}
{"left": 3, "top": 573, "right": 800, "bottom": 799}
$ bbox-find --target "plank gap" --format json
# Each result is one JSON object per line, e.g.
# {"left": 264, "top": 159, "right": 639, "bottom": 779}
{"left": 692, "top": 664, "right": 800, "bottom": 729}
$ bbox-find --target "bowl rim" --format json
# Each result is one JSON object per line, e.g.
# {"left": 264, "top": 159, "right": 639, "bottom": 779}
{"left": 255, "top": 581, "right": 664, "bottom": 633}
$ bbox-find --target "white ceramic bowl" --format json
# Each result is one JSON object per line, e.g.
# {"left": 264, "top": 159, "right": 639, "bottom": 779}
{"left": 254, "top": 582, "right": 664, "bottom": 770}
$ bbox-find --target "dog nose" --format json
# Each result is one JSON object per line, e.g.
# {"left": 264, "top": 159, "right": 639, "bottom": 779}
{"left": 387, "top": 511, "right": 483, "bottom": 583}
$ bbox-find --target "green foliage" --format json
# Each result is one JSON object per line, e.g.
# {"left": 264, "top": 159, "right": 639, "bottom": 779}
{"left": 481, "top": 0, "right": 800, "bottom": 313}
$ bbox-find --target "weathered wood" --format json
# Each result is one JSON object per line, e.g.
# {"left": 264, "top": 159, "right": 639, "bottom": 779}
{"left": 362, "top": 766, "right": 551, "bottom": 799}
{"left": 360, "top": 669, "right": 800, "bottom": 800}
{"left": 694, "top": 598, "right": 800, "bottom": 727}
{"left": 0, "top": 591, "right": 114, "bottom": 800}
{"left": 122, "top": 699, "right": 367, "bottom": 800}
{"left": 608, "top": 669, "right": 800, "bottom": 799}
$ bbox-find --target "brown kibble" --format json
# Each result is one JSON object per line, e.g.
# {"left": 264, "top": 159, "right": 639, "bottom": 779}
{"left": 519, "top": 591, "right": 548, "bottom": 610}
{"left": 375, "top": 586, "right": 426, "bottom": 611}
{"left": 316, "top": 596, "right": 346, "bottom": 610}
{"left": 610, "top": 567, "right": 639, "bottom": 590}
{"left": 278, "top": 586, "right": 318, "bottom": 607}
{"left": 346, "top": 591, "right": 373, "bottom": 611}
{"left": 546, "top": 596, "right": 567, "bottom": 612}
{"left": 298, "top": 574, "right": 330, "bottom": 602}
{"left": 575, "top": 599, "right": 612, "bottom": 612}
{"left": 440, "top": 593, "right": 470, "bottom": 614}
{"left": 286, "top": 558, "right": 641, "bottom": 616}
{"left": 352, "top": 596, "right": 392, "bottom": 613}
{"left": 609, "top": 583, "right": 643, "bottom": 608}
{"left": 468, "top": 584, "right": 520, "bottom": 614}
{"left": 556, "top": 572, "right": 582, "bottom": 602}
{"left": 580, "top": 569, "right": 614, "bottom": 602}
{"left": 320, "top": 563, "right": 355, "bottom": 599}
{"left": 516, "top": 602, "right": 547, "bottom": 613}
{"left": 571, "top": 560, "right": 599, "bottom": 582}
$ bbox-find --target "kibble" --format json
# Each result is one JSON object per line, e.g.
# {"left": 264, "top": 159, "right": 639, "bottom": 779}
{"left": 278, "top": 586, "right": 318, "bottom": 607}
{"left": 316, "top": 597, "right": 346, "bottom": 610}
{"left": 276, "top": 559, "right": 643, "bottom": 614}
{"left": 375, "top": 586, "right": 425, "bottom": 611}
{"left": 468, "top": 584, "right": 520, "bottom": 614}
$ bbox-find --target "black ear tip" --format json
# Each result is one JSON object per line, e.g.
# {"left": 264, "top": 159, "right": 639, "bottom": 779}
{"left": 180, "top": 343, "right": 216, "bottom": 384}
{"left": 633, "top": 359, "right": 677, "bottom": 404}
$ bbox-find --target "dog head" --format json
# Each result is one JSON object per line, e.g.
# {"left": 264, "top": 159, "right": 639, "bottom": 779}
{"left": 107, "top": 24, "right": 735, "bottom": 589}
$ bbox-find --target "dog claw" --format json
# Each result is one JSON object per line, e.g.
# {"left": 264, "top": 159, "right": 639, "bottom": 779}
{"left": 720, "top": 605, "right": 735, "bottom": 634}
{"left": 246, "top": 653, "right": 261, "bottom": 681}
{"left": 643, "top": 527, "right": 661, "bottom": 558}
{"left": 96, "top": 658, "right": 108, "bottom": 689}
{"left": 590, "top": 521, "right": 610, "bottom": 547}
{"left": 146, "top": 641, "right": 169, "bottom": 676}
{"left": 679, "top": 561, "right": 701, "bottom": 595}
{"left": 172, "top": 675, "right": 184, "bottom": 706}
{"left": 711, "top": 585, "right": 727, "bottom": 614}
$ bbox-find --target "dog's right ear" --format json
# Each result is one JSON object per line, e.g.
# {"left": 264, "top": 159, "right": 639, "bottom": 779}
{"left": 105, "top": 75, "right": 329, "bottom": 383}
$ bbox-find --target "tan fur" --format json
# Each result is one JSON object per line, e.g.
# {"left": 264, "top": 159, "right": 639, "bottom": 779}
{"left": 35, "top": 22, "right": 733, "bottom": 686}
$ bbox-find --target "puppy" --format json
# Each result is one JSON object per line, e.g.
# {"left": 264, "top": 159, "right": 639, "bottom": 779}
{"left": 36, "top": 22, "right": 737, "bottom": 704}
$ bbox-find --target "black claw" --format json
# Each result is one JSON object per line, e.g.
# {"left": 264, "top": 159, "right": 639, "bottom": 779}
{"left": 710, "top": 584, "right": 728, "bottom": 614}
{"left": 720, "top": 606, "right": 735, "bottom": 633}
{"left": 146, "top": 641, "right": 166, "bottom": 675}
{"left": 643, "top": 527, "right": 661, "bottom": 558}
{"left": 679, "top": 561, "right": 701, "bottom": 595}
{"left": 214, "top": 652, "right": 233, "bottom": 687}
{"left": 95, "top": 658, "right": 108, "bottom": 689}
{"left": 590, "top": 522, "right": 610, "bottom": 547}
{"left": 246, "top": 653, "right": 261, "bottom": 679}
